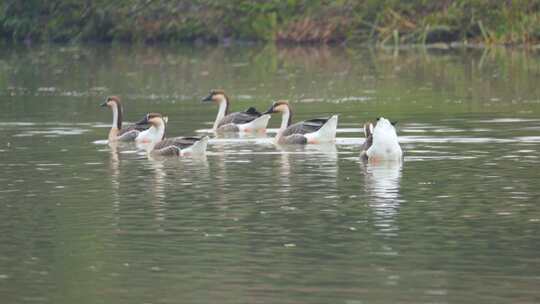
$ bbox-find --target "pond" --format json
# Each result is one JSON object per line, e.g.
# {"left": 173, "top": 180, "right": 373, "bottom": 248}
{"left": 1, "top": 43, "right": 540, "bottom": 303}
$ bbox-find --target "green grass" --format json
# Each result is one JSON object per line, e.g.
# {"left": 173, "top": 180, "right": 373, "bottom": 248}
{"left": 1, "top": 0, "right": 540, "bottom": 45}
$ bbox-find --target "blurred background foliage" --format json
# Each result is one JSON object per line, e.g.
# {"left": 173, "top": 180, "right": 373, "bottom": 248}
{"left": 1, "top": 0, "right": 540, "bottom": 45}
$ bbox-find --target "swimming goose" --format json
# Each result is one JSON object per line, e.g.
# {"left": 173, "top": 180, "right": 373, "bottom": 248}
{"left": 100, "top": 96, "right": 149, "bottom": 142}
{"left": 201, "top": 89, "right": 270, "bottom": 133}
{"left": 134, "top": 112, "right": 167, "bottom": 147}
{"left": 361, "top": 117, "right": 402, "bottom": 162}
{"left": 136, "top": 113, "right": 209, "bottom": 157}
{"left": 263, "top": 100, "right": 338, "bottom": 144}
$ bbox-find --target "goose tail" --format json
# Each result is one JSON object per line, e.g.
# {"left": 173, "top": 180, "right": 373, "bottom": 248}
{"left": 180, "top": 136, "right": 209, "bottom": 157}
{"left": 306, "top": 115, "right": 338, "bottom": 143}
{"left": 239, "top": 114, "right": 271, "bottom": 132}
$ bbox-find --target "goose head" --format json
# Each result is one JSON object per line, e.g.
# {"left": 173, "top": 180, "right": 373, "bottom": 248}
{"left": 101, "top": 96, "right": 122, "bottom": 108}
{"left": 136, "top": 113, "right": 167, "bottom": 127}
{"left": 202, "top": 89, "right": 229, "bottom": 105}
{"left": 264, "top": 100, "right": 292, "bottom": 131}
{"left": 263, "top": 100, "right": 290, "bottom": 114}
{"left": 101, "top": 96, "right": 123, "bottom": 130}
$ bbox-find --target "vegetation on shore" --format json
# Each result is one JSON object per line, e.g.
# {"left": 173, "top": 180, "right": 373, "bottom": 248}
{"left": 1, "top": 0, "right": 540, "bottom": 46}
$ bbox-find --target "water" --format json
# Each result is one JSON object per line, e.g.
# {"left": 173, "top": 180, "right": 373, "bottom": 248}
{"left": 1, "top": 44, "right": 540, "bottom": 303}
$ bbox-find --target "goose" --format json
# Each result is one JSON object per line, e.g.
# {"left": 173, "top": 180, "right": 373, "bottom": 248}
{"left": 100, "top": 96, "right": 149, "bottom": 142}
{"left": 263, "top": 100, "right": 338, "bottom": 144}
{"left": 134, "top": 112, "right": 167, "bottom": 146}
{"left": 135, "top": 113, "right": 208, "bottom": 157}
{"left": 361, "top": 117, "right": 402, "bottom": 162}
{"left": 201, "top": 89, "right": 270, "bottom": 133}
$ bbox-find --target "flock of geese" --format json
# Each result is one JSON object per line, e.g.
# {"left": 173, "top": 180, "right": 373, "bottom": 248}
{"left": 101, "top": 90, "right": 403, "bottom": 162}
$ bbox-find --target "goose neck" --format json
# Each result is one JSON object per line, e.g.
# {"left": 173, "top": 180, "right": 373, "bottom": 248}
{"left": 213, "top": 97, "right": 229, "bottom": 130}
{"left": 111, "top": 103, "right": 122, "bottom": 130}
{"left": 150, "top": 121, "right": 166, "bottom": 140}
{"left": 279, "top": 107, "right": 291, "bottom": 132}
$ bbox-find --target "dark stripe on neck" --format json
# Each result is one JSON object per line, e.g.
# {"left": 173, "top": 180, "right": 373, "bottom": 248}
{"left": 287, "top": 106, "right": 292, "bottom": 127}
{"left": 224, "top": 95, "right": 230, "bottom": 115}
{"left": 116, "top": 102, "right": 123, "bottom": 130}
{"left": 162, "top": 121, "right": 166, "bottom": 140}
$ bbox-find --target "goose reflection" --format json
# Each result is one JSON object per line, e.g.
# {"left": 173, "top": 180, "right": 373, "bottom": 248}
{"left": 146, "top": 153, "right": 210, "bottom": 227}
{"left": 363, "top": 161, "right": 403, "bottom": 236}
{"left": 213, "top": 130, "right": 270, "bottom": 140}
{"left": 108, "top": 141, "right": 121, "bottom": 214}
{"left": 276, "top": 143, "right": 338, "bottom": 159}
{"left": 276, "top": 143, "right": 338, "bottom": 196}
{"left": 276, "top": 143, "right": 338, "bottom": 175}
{"left": 147, "top": 159, "right": 167, "bottom": 226}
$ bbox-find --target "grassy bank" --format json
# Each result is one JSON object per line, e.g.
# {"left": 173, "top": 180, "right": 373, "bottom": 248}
{"left": 1, "top": 1, "right": 540, "bottom": 46}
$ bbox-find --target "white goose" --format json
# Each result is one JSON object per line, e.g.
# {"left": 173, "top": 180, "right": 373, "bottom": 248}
{"left": 264, "top": 100, "right": 338, "bottom": 144}
{"left": 361, "top": 117, "right": 402, "bottom": 162}
{"left": 135, "top": 113, "right": 208, "bottom": 157}
{"left": 202, "top": 89, "right": 270, "bottom": 133}
{"left": 101, "top": 96, "right": 149, "bottom": 142}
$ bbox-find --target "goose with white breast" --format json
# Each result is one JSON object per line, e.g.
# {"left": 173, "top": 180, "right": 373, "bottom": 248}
{"left": 263, "top": 100, "right": 338, "bottom": 144}
{"left": 202, "top": 89, "right": 270, "bottom": 133}
{"left": 135, "top": 113, "right": 208, "bottom": 157}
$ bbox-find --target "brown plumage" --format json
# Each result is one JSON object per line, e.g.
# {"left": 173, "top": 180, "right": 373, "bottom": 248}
{"left": 106, "top": 96, "right": 122, "bottom": 130}
{"left": 282, "top": 118, "right": 329, "bottom": 136}
{"left": 360, "top": 122, "right": 374, "bottom": 161}
{"left": 217, "top": 107, "right": 263, "bottom": 127}
{"left": 101, "top": 96, "right": 149, "bottom": 141}
{"left": 265, "top": 100, "right": 334, "bottom": 144}
{"left": 202, "top": 90, "right": 266, "bottom": 131}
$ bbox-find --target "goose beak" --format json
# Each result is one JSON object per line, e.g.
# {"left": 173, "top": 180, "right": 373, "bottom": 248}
{"left": 100, "top": 101, "right": 108, "bottom": 107}
{"left": 201, "top": 94, "right": 213, "bottom": 102}
{"left": 263, "top": 104, "right": 276, "bottom": 115}
{"left": 135, "top": 115, "right": 149, "bottom": 126}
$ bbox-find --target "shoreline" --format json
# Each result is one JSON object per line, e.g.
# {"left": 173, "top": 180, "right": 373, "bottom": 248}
{"left": 2, "top": 38, "right": 540, "bottom": 52}
{"left": 2, "top": 2, "right": 539, "bottom": 47}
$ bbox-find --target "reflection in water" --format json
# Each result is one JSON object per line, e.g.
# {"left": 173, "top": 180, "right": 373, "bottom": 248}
{"left": 3, "top": 44, "right": 540, "bottom": 304}
{"left": 276, "top": 144, "right": 339, "bottom": 205}
{"left": 108, "top": 142, "right": 121, "bottom": 216}
{"left": 278, "top": 148, "right": 290, "bottom": 189}
{"left": 363, "top": 162, "right": 403, "bottom": 237}
{"left": 275, "top": 143, "right": 338, "bottom": 157}
{"left": 148, "top": 159, "right": 167, "bottom": 226}
{"left": 135, "top": 140, "right": 153, "bottom": 153}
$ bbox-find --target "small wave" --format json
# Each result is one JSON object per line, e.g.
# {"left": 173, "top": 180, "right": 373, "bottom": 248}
{"left": 399, "top": 136, "right": 514, "bottom": 144}
{"left": 405, "top": 155, "right": 478, "bottom": 161}
{"left": 14, "top": 128, "right": 89, "bottom": 137}
{"left": 92, "top": 140, "right": 109, "bottom": 145}
{"left": 475, "top": 118, "right": 540, "bottom": 123}
{"left": 0, "top": 122, "right": 36, "bottom": 126}
{"left": 515, "top": 136, "right": 540, "bottom": 143}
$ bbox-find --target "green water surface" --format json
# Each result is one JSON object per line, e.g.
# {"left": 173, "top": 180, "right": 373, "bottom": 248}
{"left": 1, "top": 44, "right": 540, "bottom": 304}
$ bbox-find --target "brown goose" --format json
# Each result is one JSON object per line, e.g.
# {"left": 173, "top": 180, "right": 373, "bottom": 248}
{"left": 201, "top": 90, "right": 270, "bottom": 133}
{"left": 263, "top": 100, "right": 338, "bottom": 144}
{"left": 100, "top": 96, "right": 149, "bottom": 142}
